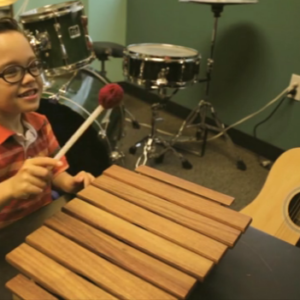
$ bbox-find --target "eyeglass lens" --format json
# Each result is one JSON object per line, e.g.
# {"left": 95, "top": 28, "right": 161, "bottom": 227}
{"left": 3, "top": 60, "right": 43, "bottom": 83}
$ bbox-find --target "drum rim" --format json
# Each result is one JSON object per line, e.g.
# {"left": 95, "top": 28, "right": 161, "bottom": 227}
{"left": 20, "top": 1, "right": 84, "bottom": 23}
{"left": 124, "top": 76, "right": 199, "bottom": 90}
{"left": 43, "top": 54, "right": 95, "bottom": 77}
{"left": 125, "top": 43, "right": 201, "bottom": 61}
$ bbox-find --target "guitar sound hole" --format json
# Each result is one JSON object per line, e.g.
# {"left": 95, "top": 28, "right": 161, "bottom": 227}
{"left": 288, "top": 193, "right": 300, "bottom": 226}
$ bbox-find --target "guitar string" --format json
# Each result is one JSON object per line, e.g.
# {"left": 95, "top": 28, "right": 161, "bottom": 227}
{"left": 276, "top": 195, "right": 292, "bottom": 237}
{"left": 287, "top": 195, "right": 300, "bottom": 233}
{"left": 276, "top": 196, "right": 298, "bottom": 237}
{"left": 277, "top": 194, "right": 300, "bottom": 238}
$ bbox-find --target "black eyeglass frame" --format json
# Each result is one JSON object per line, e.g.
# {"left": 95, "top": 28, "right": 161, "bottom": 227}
{"left": 0, "top": 60, "right": 43, "bottom": 84}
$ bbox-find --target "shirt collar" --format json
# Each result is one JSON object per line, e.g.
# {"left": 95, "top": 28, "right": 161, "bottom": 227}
{"left": 0, "top": 112, "right": 46, "bottom": 145}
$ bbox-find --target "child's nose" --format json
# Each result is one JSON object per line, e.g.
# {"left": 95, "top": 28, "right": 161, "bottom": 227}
{"left": 21, "top": 71, "right": 37, "bottom": 85}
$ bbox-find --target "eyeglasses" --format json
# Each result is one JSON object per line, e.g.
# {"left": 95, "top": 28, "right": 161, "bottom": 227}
{"left": 0, "top": 60, "right": 43, "bottom": 84}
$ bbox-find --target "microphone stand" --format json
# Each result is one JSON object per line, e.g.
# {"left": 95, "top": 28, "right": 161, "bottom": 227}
{"left": 172, "top": 3, "right": 247, "bottom": 171}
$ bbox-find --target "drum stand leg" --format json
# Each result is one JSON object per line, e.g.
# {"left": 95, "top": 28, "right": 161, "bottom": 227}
{"left": 173, "top": 99, "right": 246, "bottom": 170}
{"left": 172, "top": 3, "right": 246, "bottom": 171}
{"left": 58, "top": 71, "right": 79, "bottom": 94}
{"left": 130, "top": 90, "right": 193, "bottom": 169}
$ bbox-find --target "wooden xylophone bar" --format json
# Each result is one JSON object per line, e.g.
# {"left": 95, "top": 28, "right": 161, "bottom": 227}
{"left": 135, "top": 165, "right": 235, "bottom": 206}
{"left": 5, "top": 165, "right": 252, "bottom": 300}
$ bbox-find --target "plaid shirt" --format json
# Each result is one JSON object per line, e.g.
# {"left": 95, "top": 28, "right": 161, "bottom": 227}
{"left": 0, "top": 112, "right": 69, "bottom": 229}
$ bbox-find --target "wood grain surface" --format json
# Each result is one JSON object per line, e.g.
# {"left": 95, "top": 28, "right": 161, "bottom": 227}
{"left": 78, "top": 185, "right": 227, "bottom": 262}
{"left": 104, "top": 165, "right": 251, "bottom": 231}
{"left": 5, "top": 243, "right": 117, "bottom": 300}
{"left": 44, "top": 212, "right": 196, "bottom": 299}
{"left": 135, "top": 165, "right": 234, "bottom": 205}
{"left": 5, "top": 274, "right": 58, "bottom": 300}
{"left": 25, "top": 226, "right": 175, "bottom": 300}
{"left": 5, "top": 165, "right": 253, "bottom": 300}
{"left": 78, "top": 186, "right": 228, "bottom": 262}
{"left": 92, "top": 174, "right": 241, "bottom": 247}
{"left": 63, "top": 199, "right": 214, "bottom": 280}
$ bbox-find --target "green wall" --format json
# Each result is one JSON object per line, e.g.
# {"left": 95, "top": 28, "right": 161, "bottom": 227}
{"left": 13, "top": 0, "right": 126, "bottom": 82}
{"left": 126, "top": 0, "right": 300, "bottom": 151}
{"left": 87, "top": 0, "right": 127, "bottom": 82}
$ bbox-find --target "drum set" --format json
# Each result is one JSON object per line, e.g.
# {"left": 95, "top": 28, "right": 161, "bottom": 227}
{"left": 15, "top": 0, "right": 255, "bottom": 175}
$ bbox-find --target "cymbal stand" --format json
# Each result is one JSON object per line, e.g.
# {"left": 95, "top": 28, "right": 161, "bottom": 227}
{"left": 131, "top": 87, "right": 193, "bottom": 169}
{"left": 172, "top": 4, "right": 246, "bottom": 170}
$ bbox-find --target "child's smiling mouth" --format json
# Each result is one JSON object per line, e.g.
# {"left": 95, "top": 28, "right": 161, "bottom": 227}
{"left": 18, "top": 88, "right": 38, "bottom": 98}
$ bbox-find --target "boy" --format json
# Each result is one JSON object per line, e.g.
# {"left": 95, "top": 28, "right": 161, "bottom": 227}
{"left": 0, "top": 18, "right": 95, "bottom": 229}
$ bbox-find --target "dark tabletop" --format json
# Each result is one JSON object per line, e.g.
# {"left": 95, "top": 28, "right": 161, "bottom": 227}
{"left": 1, "top": 196, "right": 300, "bottom": 300}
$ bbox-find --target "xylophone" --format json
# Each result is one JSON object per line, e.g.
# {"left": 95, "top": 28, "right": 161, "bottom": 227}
{"left": 5, "top": 165, "right": 252, "bottom": 300}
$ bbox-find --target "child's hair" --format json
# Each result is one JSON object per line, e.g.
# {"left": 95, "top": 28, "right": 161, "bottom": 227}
{"left": 0, "top": 17, "right": 21, "bottom": 34}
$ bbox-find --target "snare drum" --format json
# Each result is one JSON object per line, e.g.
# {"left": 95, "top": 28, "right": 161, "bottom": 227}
{"left": 20, "top": 1, "right": 95, "bottom": 77}
{"left": 123, "top": 43, "right": 201, "bottom": 89}
{"left": 37, "top": 71, "right": 124, "bottom": 177}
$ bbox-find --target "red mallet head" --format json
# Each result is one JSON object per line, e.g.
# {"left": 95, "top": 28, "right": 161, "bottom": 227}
{"left": 98, "top": 83, "right": 124, "bottom": 109}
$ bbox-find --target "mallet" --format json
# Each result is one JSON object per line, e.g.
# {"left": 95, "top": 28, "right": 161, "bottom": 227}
{"left": 54, "top": 83, "right": 124, "bottom": 160}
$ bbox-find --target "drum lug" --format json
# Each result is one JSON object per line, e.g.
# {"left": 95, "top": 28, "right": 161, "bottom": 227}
{"left": 54, "top": 22, "right": 69, "bottom": 62}
{"left": 81, "top": 15, "right": 93, "bottom": 51}
{"left": 36, "top": 31, "right": 52, "bottom": 51}
{"left": 81, "top": 15, "right": 88, "bottom": 27}
{"left": 138, "top": 61, "right": 145, "bottom": 82}
{"left": 180, "top": 60, "right": 186, "bottom": 82}
{"left": 156, "top": 67, "right": 169, "bottom": 87}
{"left": 123, "top": 57, "right": 129, "bottom": 76}
{"left": 25, "top": 30, "right": 51, "bottom": 53}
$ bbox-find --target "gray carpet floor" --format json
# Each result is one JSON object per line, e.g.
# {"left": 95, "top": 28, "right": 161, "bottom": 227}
{"left": 118, "top": 93, "right": 270, "bottom": 211}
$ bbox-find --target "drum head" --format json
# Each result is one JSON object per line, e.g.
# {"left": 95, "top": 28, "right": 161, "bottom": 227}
{"left": 20, "top": 1, "right": 83, "bottom": 23}
{"left": 127, "top": 43, "right": 199, "bottom": 59}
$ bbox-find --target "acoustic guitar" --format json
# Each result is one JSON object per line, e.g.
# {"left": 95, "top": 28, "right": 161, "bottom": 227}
{"left": 241, "top": 147, "right": 300, "bottom": 246}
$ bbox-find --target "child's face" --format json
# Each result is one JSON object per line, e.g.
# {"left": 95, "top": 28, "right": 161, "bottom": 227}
{"left": 0, "top": 31, "right": 43, "bottom": 116}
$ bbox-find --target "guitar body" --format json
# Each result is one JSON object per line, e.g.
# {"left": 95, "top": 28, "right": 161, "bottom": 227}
{"left": 241, "top": 147, "right": 300, "bottom": 245}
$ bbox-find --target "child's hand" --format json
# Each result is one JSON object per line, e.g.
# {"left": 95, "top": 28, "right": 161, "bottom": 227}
{"left": 8, "top": 157, "right": 62, "bottom": 200}
{"left": 68, "top": 171, "right": 95, "bottom": 194}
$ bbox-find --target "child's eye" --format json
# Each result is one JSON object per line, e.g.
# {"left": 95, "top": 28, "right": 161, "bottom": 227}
{"left": 4, "top": 66, "right": 20, "bottom": 78}
{"left": 29, "top": 61, "right": 42, "bottom": 74}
